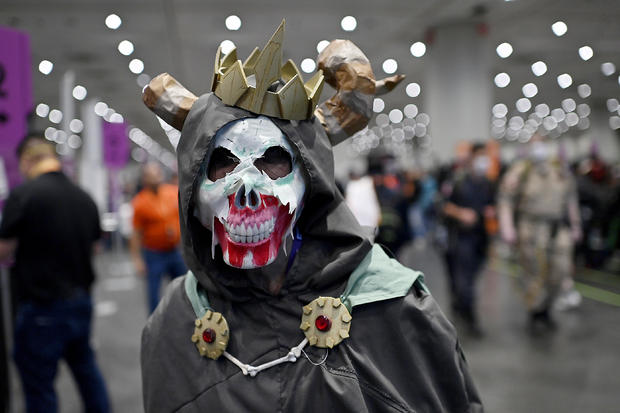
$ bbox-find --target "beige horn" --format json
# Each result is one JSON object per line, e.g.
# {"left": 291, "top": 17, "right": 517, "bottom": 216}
{"left": 142, "top": 73, "right": 199, "bottom": 131}
{"left": 314, "top": 40, "right": 405, "bottom": 146}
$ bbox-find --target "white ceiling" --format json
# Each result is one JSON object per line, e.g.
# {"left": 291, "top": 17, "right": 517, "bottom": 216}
{"left": 4, "top": 0, "right": 620, "bottom": 152}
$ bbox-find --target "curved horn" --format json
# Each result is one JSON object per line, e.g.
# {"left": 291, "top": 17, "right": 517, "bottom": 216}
{"left": 142, "top": 73, "right": 198, "bottom": 131}
{"left": 314, "top": 40, "right": 405, "bottom": 146}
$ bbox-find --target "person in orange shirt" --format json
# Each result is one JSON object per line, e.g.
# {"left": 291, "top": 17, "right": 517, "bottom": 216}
{"left": 131, "top": 163, "right": 187, "bottom": 313}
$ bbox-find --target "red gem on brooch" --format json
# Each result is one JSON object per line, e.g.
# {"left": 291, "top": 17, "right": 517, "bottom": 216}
{"left": 315, "top": 315, "right": 332, "bottom": 332}
{"left": 202, "top": 328, "right": 216, "bottom": 343}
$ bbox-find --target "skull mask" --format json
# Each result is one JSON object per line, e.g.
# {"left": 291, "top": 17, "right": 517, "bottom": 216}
{"left": 195, "top": 116, "right": 306, "bottom": 269}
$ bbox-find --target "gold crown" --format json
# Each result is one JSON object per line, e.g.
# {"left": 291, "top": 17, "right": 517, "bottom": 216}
{"left": 210, "top": 20, "right": 324, "bottom": 121}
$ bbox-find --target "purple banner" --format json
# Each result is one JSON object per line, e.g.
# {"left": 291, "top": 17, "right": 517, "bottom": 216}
{"left": 103, "top": 121, "right": 129, "bottom": 169}
{"left": 0, "top": 26, "right": 32, "bottom": 192}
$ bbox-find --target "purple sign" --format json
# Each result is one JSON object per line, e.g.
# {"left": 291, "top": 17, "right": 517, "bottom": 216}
{"left": 103, "top": 121, "right": 129, "bottom": 169}
{"left": 0, "top": 26, "right": 32, "bottom": 192}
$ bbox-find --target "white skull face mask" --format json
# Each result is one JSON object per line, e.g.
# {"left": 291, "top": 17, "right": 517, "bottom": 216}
{"left": 195, "top": 116, "right": 306, "bottom": 269}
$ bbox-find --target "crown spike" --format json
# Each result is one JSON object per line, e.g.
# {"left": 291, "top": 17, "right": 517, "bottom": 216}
{"left": 277, "top": 74, "right": 307, "bottom": 120}
{"left": 211, "top": 46, "right": 223, "bottom": 92}
{"left": 281, "top": 59, "right": 303, "bottom": 84}
{"left": 219, "top": 48, "right": 238, "bottom": 72}
{"left": 211, "top": 19, "right": 324, "bottom": 120}
{"left": 305, "top": 70, "right": 324, "bottom": 109}
{"left": 248, "top": 20, "right": 285, "bottom": 113}
{"left": 243, "top": 47, "right": 260, "bottom": 76}
{"left": 215, "top": 60, "right": 249, "bottom": 106}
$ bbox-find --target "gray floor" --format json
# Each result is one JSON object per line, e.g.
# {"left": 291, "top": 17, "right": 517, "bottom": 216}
{"left": 7, "top": 243, "right": 620, "bottom": 412}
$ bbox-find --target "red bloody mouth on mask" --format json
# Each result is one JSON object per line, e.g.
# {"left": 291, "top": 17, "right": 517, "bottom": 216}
{"left": 214, "top": 194, "right": 294, "bottom": 268}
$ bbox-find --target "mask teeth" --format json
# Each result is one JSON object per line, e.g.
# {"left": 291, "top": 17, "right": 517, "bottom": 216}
{"left": 224, "top": 216, "right": 276, "bottom": 244}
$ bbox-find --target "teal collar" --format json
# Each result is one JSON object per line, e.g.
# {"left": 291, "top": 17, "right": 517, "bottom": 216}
{"left": 184, "top": 244, "right": 425, "bottom": 318}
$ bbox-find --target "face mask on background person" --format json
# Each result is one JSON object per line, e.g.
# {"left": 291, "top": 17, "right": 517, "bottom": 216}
{"left": 472, "top": 155, "right": 490, "bottom": 176}
{"left": 530, "top": 141, "right": 550, "bottom": 162}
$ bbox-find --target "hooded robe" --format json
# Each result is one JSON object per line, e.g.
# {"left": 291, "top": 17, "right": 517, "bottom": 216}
{"left": 141, "top": 93, "right": 483, "bottom": 412}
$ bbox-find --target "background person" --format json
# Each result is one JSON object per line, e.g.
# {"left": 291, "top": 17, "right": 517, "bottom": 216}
{"left": 499, "top": 135, "right": 581, "bottom": 332}
{"left": 441, "top": 143, "right": 496, "bottom": 336}
{"left": 0, "top": 135, "right": 109, "bottom": 413}
{"left": 130, "top": 162, "right": 186, "bottom": 314}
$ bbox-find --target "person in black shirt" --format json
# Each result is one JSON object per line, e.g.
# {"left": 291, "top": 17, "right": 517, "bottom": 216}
{"left": 442, "top": 143, "right": 496, "bottom": 337}
{"left": 0, "top": 136, "right": 109, "bottom": 413}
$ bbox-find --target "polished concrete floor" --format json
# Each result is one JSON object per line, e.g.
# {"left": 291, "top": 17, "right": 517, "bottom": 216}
{"left": 6, "top": 242, "right": 620, "bottom": 412}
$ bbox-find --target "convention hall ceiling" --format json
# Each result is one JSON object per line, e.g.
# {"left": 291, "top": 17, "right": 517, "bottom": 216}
{"left": 3, "top": 0, "right": 620, "bottom": 156}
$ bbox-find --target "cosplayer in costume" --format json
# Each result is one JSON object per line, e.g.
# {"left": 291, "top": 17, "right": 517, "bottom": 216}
{"left": 141, "top": 21, "right": 482, "bottom": 412}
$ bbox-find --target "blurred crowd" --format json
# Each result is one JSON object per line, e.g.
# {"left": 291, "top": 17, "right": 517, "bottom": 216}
{"left": 344, "top": 136, "right": 620, "bottom": 336}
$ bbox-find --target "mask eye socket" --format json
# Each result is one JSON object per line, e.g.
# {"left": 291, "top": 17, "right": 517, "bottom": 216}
{"left": 208, "top": 147, "right": 240, "bottom": 181}
{"left": 254, "top": 146, "right": 293, "bottom": 179}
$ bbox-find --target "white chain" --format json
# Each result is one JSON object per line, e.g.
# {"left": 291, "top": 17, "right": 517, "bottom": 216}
{"left": 222, "top": 338, "right": 310, "bottom": 377}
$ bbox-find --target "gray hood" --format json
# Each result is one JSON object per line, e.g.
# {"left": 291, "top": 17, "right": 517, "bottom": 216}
{"left": 176, "top": 93, "right": 372, "bottom": 301}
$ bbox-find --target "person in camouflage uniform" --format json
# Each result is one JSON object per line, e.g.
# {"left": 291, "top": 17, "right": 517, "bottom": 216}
{"left": 498, "top": 136, "right": 581, "bottom": 331}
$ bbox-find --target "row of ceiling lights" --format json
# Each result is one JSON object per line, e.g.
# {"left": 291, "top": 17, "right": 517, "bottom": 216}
{"left": 104, "top": 12, "right": 175, "bottom": 167}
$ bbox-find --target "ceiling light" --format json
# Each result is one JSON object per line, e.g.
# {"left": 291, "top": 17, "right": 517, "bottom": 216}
{"left": 404, "top": 104, "right": 418, "bottom": 118}
{"left": 577, "top": 84, "right": 591, "bottom": 98}
{"left": 104, "top": 108, "right": 116, "bottom": 122}
{"left": 389, "top": 109, "right": 403, "bottom": 124}
{"left": 566, "top": 112, "right": 579, "bottom": 127}
{"left": 606, "top": 98, "right": 619, "bottom": 112}
{"left": 38, "top": 60, "right": 53, "bottom": 75}
{"left": 219, "top": 40, "right": 235, "bottom": 55}
{"left": 516, "top": 98, "right": 531, "bottom": 113}
{"left": 69, "top": 119, "right": 84, "bottom": 133}
{"left": 492, "top": 103, "right": 508, "bottom": 118}
{"left": 577, "top": 103, "right": 590, "bottom": 118}
{"left": 496, "top": 42, "right": 513, "bottom": 58}
{"left": 94, "top": 102, "right": 108, "bottom": 116}
{"left": 382, "top": 59, "right": 398, "bottom": 74}
{"left": 531, "top": 61, "right": 547, "bottom": 76}
{"left": 109, "top": 113, "right": 124, "bottom": 123}
{"left": 551, "top": 21, "right": 567, "bottom": 36}
{"left": 561, "top": 98, "right": 576, "bottom": 113}
{"left": 578, "top": 118, "right": 590, "bottom": 130}
{"left": 68, "top": 135, "right": 82, "bottom": 149}
{"left": 129, "top": 58, "right": 144, "bottom": 74}
{"left": 316, "top": 40, "right": 330, "bottom": 54}
{"left": 300, "top": 58, "right": 316, "bottom": 73}
{"left": 535, "top": 103, "right": 550, "bottom": 118}
{"left": 72, "top": 85, "right": 87, "bottom": 100}
{"left": 225, "top": 15, "right": 241, "bottom": 31}
{"left": 494, "top": 72, "right": 510, "bottom": 88}
{"left": 54, "top": 130, "right": 67, "bottom": 144}
{"left": 543, "top": 116, "right": 558, "bottom": 130}
{"left": 373, "top": 98, "right": 385, "bottom": 113}
{"left": 416, "top": 113, "right": 430, "bottom": 126}
{"left": 44, "top": 127, "right": 56, "bottom": 140}
{"left": 557, "top": 73, "right": 572, "bottom": 89}
{"left": 376, "top": 113, "right": 389, "bottom": 127}
{"left": 551, "top": 108, "right": 566, "bottom": 122}
{"left": 578, "top": 46, "right": 593, "bottom": 61}
{"left": 522, "top": 83, "right": 538, "bottom": 98}
{"left": 118, "top": 40, "right": 134, "bottom": 56}
{"left": 35, "top": 103, "right": 50, "bottom": 118}
{"left": 410, "top": 42, "right": 426, "bottom": 57}
{"left": 49, "top": 109, "right": 62, "bottom": 124}
{"left": 105, "top": 14, "right": 122, "bottom": 30}
{"left": 601, "top": 62, "right": 616, "bottom": 76}
{"left": 405, "top": 82, "right": 421, "bottom": 97}
{"left": 137, "top": 73, "right": 151, "bottom": 88}
{"left": 341, "top": 16, "right": 357, "bottom": 31}
{"left": 508, "top": 116, "right": 524, "bottom": 130}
